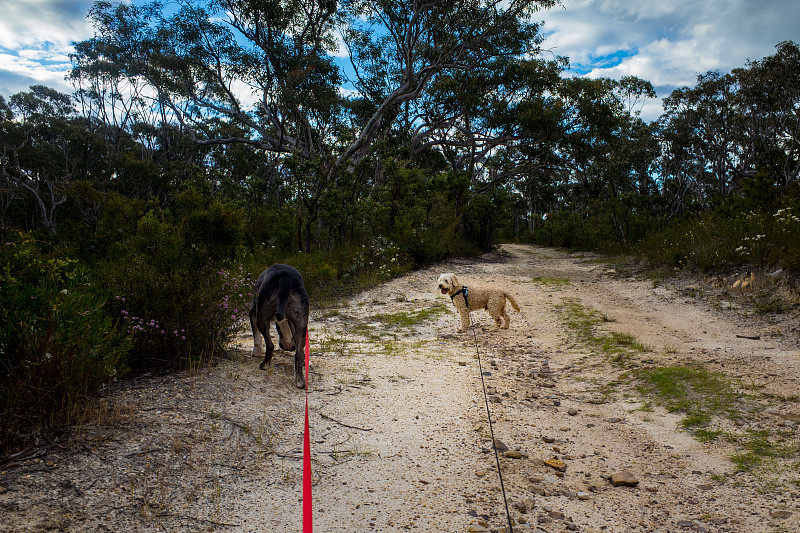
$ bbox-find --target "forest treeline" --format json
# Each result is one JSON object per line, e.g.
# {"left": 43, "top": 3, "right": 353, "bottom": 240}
{"left": 2, "top": 0, "right": 799, "bottom": 450}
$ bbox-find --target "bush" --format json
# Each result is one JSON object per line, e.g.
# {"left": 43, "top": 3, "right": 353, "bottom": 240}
{"left": 0, "top": 233, "right": 129, "bottom": 451}
{"left": 103, "top": 210, "right": 253, "bottom": 372}
{"left": 634, "top": 202, "right": 800, "bottom": 273}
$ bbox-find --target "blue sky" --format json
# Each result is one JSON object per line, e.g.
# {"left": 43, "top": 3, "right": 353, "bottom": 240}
{"left": 2, "top": 0, "right": 799, "bottom": 121}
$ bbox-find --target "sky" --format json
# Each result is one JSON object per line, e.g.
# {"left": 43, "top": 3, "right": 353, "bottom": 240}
{"left": 1, "top": 0, "right": 799, "bottom": 122}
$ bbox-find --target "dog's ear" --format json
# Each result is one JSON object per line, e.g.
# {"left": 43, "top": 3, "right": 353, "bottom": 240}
{"left": 449, "top": 273, "right": 459, "bottom": 286}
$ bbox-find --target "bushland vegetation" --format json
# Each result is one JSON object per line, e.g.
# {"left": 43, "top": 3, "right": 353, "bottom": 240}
{"left": 1, "top": 0, "right": 798, "bottom": 451}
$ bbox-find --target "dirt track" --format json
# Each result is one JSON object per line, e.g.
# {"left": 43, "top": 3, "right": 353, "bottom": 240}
{"left": 2, "top": 244, "right": 799, "bottom": 532}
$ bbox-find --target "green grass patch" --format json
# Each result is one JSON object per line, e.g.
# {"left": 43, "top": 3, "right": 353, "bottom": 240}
{"left": 730, "top": 430, "right": 775, "bottom": 472}
{"left": 555, "top": 298, "right": 646, "bottom": 363}
{"left": 636, "top": 365, "right": 737, "bottom": 429}
{"left": 371, "top": 303, "right": 449, "bottom": 329}
{"left": 530, "top": 277, "right": 571, "bottom": 287}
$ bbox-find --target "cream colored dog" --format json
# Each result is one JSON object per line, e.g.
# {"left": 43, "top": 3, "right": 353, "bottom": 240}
{"left": 437, "top": 273, "right": 520, "bottom": 333}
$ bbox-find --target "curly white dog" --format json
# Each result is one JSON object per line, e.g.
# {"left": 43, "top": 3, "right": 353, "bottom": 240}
{"left": 437, "top": 273, "right": 520, "bottom": 333}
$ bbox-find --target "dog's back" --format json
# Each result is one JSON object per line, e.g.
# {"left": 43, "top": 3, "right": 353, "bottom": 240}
{"left": 250, "top": 264, "right": 310, "bottom": 388}
{"left": 253, "top": 264, "right": 309, "bottom": 320}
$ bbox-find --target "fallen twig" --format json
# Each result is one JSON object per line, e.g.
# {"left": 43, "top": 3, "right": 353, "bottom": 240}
{"left": 125, "top": 448, "right": 163, "bottom": 458}
{"left": 319, "top": 413, "right": 373, "bottom": 431}
{"left": 0, "top": 447, "right": 48, "bottom": 466}
{"left": 736, "top": 334, "right": 761, "bottom": 340}
{"left": 156, "top": 512, "right": 240, "bottom": 528}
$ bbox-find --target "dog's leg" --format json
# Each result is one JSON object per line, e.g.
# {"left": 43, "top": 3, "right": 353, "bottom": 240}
{"left": 276, "top": 318, "right": 296, "bottom": 351}
{"left": 500, "top": 306, "right": 511, "bottom": 329}
{"left": 250, "top": 306, "right": 264, "bottom": 358}
{"left": 458, "top": 308, "right": 471, "bottom": 333}
{"left": 292, "top": 323, "right": 308, "bottom": 389}
{"left": 258, "top": 321, "right": 275, "bottom": 370}
{"left": 486, "top": 301, "right": 503, "bottom": 331}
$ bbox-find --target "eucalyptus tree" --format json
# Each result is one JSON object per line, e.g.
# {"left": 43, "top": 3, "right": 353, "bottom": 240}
{"left": 734, "top": 40, "right": 800, "bottom": 189}
{"left": 659, "top": 41, "right": 800, "bottom": 214}
{"left": 73, "top": 0, "right": 559, "bottom": 250}
{"left": 0, "top": 87, "right": 96, "bottom": 234}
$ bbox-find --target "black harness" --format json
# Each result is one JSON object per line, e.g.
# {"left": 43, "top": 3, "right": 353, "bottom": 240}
{"left": 451, "top": 286, "right": 469, "bottom": 308}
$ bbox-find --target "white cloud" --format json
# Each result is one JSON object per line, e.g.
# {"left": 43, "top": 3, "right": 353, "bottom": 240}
{"left": 541, "top": 0, "right": 800, "bottom": 120}
{"left": 0, "top": 0, "right": 95, "bottom": 50}
{"left": 338, "top": 87, "right": 362, "bottom": 99}
{"left": 0, "top": 0, "right": 96, "bottom": 96}
{"left": 0, "top": 51, "right": 73, "bottom": 95}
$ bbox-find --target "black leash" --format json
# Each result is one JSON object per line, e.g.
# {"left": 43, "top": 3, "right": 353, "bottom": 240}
{"left": 468, "top": 314, "right": 514, "bottom": 533}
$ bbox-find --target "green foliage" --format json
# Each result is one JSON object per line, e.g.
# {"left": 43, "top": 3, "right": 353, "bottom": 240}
{"left": 634, "top": 192, "right": 800, "bottom": 272}
{"left": 0, "top": 232, "right": 129, "bottom": 450}
{"left": 102, "top": 204, "right": 251, "bottom": 372}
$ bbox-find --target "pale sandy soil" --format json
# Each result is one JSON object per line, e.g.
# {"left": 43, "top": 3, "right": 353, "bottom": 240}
{"left": 2, "top": 244, "right": 799, "bottom": 533}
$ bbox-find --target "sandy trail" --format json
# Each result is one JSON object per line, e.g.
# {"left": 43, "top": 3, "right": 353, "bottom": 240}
{"left": 2, "top": 244, "right": 799, "bottom": 533}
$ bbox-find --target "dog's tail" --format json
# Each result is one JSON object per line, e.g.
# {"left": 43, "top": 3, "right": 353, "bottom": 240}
{"left": 505, "top": 293, "right": 521, "bottom": 312}
{"left": 274, "top": 275, "right": 293, "bottom": 322}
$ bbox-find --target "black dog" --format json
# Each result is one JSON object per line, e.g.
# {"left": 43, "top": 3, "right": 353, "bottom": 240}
{"left": 249, "top": 264, "right": 310, "bottom": 388}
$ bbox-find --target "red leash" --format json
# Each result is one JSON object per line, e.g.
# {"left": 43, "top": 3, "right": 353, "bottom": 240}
{"left": 303, "top": 332, "right": 312, "bottom": 532}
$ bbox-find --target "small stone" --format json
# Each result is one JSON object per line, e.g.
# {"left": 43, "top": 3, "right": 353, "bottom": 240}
{"left": 605, "top": 417, "right": 623, "bottom": 423}
{"left": 609, "top": 472, "right": 639, "bottom": 487}
{"left": 568, "top": 409, "right": 578, "bottom": 416}
{"left": 467, "top": 526, "right": 489, "bottom": 532}
{"left": 771, "top": 510, "right": 792, "bottom": 520}
{"left": 505, "top": 450, "right": 524, "bottom": 459}
{"left": 577, "top": 492, "right": 591, "bottom": 500}
{"left": 0, "top": 486, "right": 6, "bottom": 495}
{"left": 493, "top": 439, "right": 509, "bottom": 453}
{"left": 458, "top": 361, "right": 468, "bottom": 366}
{"left": 542, "top": 436, "right": 556, "bottom": 443}
{"left": 475, "top": 471, "right": 487, "bottom": 477}
{"left": 697, "top": 484, "right": 713, "bottom": 491}
{"left": 549, "top": 511, "right": 565, "bottom": 520}
{"left": 677, "top": 520, "right": 694, "bottom": 528}
{"left": 490, "top": 395, "right": 502, "bottom": 403}
{"left": 553, "top": 400, "right": 561, "bottom": 406}
{"left": 544, "top": 458, "right": 567, "bottom": 472}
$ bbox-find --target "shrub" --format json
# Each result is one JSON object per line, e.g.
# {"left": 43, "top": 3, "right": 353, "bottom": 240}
{"left": 103, "top": 211, "right": 253, "bottom": 372}
{"left": 0, "top": 232, "right": 129, "bottom": 451}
